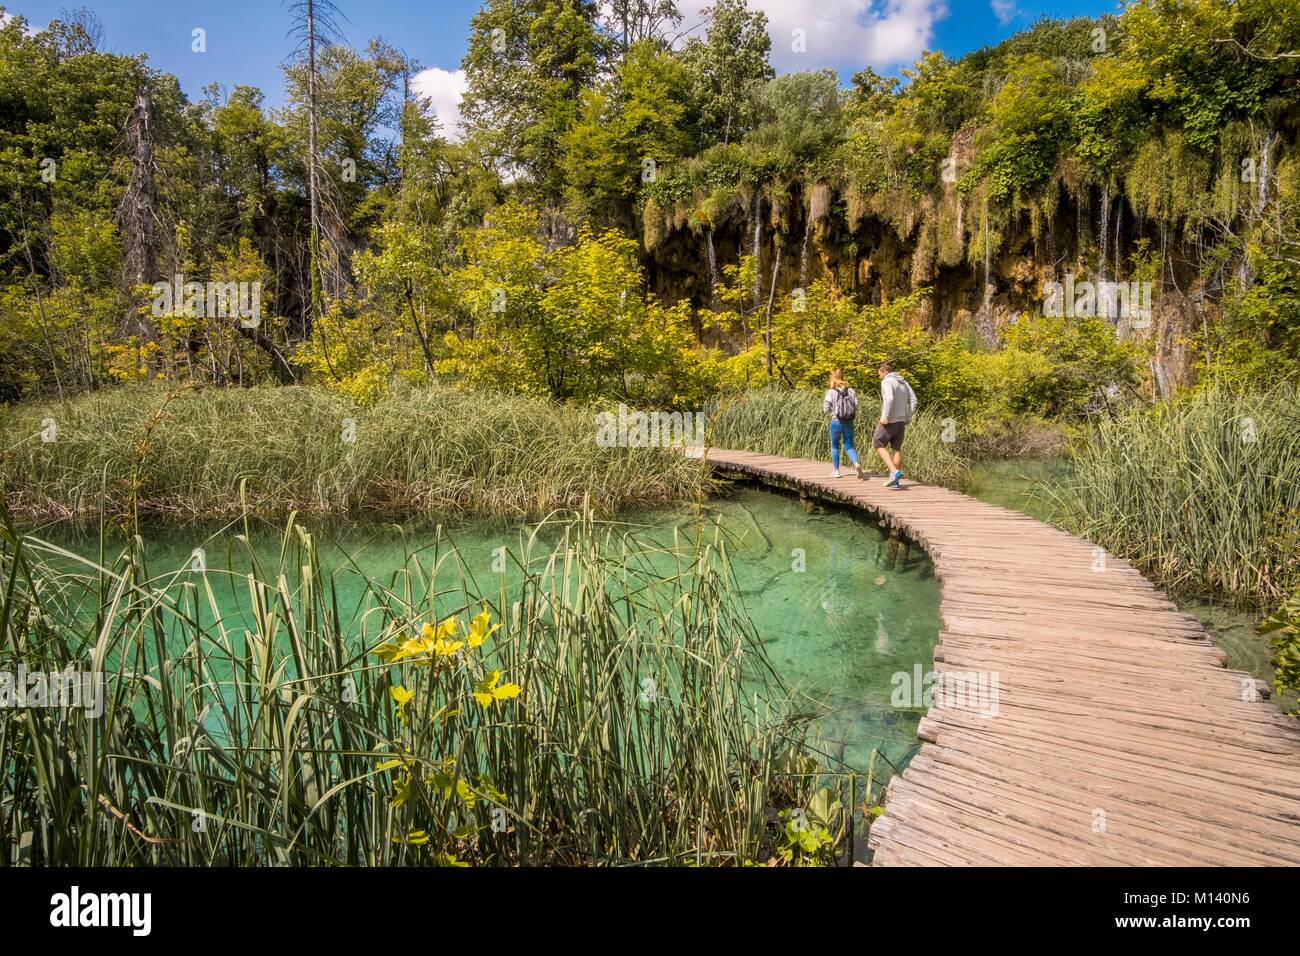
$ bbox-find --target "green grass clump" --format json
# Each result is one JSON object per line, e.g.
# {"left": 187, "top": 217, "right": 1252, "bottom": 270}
{"left": 704, "top": 388, "right": 970, "bottom": 487}
{"left": 1057, "top": 383, "right": 1300, "bottom": 609}
{"left": 0, "top": 384, "right": 712, "bottom": 522}
{"left": 0, "top": 509, "right": 841, "bottom": 866}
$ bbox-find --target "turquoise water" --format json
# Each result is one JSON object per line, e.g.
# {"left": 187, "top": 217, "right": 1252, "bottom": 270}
{"left": 34, "top": 486, "right": 940, "bottom": 780}
{"left": 684, "top": 487, "right": 939, "bottom": 774}
{"left": 960, "top": 456, "right": 1075, "bottom": 523}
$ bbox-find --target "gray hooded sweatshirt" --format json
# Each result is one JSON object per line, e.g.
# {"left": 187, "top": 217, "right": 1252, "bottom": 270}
{"left": 880, "top": 372, "right": 917, "bottom": 424}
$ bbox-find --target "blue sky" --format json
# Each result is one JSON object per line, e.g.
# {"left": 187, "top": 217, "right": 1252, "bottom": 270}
{"left": 3, "top": 0, "right": 1120, "bottom": 136}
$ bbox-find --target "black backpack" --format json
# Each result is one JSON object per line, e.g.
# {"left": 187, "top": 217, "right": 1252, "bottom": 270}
{"left": 833, "top": 387, "right": 858, "bottom": 421}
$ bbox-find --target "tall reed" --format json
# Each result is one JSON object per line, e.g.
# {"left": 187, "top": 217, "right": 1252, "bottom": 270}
{"left": 704, "top": 388, "right": 969, "bottom": 487}
{"left": 0, "top": 384, "right": 712, "bottom": 522}
{"left": 0, "top": 507, "right": 832, "bottom": 866}
{"left": 1057, "top": 383, "right": 1299, "bottom": 609}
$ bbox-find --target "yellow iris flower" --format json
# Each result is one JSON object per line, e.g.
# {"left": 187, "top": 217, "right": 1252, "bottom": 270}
{"left": 466, "top": 608, "right": 501, "bottom": 648}
{"left": 472, "top": 669, "right": 522, "bottom": 708}
{"left": 390, "top": 684, "right": 414, "bottom": 722}
{"left": 421, "top": 617, "right": 464, "bottom": 656}
{"left": 372, "top": 615, "right": 466, "bottom": 662}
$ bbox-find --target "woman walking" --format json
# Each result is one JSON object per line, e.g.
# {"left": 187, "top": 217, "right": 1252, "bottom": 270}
{"left": 823, "top": 369, "right": 863, "bottom": 479}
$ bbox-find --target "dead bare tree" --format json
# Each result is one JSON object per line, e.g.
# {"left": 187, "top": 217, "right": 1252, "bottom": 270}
{"left": 116, "top": 83, "right": 162, "bottom": 345}
{"left": 286, "top": 0, "right": 345, "bottom": 324}
{"left": 601, "top": 0, "right": 683, "bottom": 60}
{"left": 50, "top": 7, "right": 105, "bottom": 56}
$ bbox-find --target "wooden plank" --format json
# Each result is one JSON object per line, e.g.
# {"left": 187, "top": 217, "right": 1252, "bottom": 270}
{"left": 702, "top": 447, "right": 1300, "bottom": 867}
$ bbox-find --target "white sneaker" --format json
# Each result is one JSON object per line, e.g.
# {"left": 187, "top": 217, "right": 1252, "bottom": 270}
{"left": 854, "top": 462, "right": 863, "bottom": 479}
{"left": 830, "top": 469, "right": 841, "bottom": 478}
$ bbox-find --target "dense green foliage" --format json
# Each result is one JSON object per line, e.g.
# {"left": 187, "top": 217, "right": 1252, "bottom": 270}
{"left": 1259, "top": 588, "right": 1300, "bottom": 712}
{"left": 1, "top": 1, "right": 1294, "bottom": 414}
{"left": 0, "top": 510, "right": 853, "bottom": 865}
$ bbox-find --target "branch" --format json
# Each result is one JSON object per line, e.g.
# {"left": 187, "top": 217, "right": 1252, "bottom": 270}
{"left": 234, "top": 321, "right": 300, "bottom": 383}
{"left": 1213, "top": 37, "right": 1300, "bottom": 60}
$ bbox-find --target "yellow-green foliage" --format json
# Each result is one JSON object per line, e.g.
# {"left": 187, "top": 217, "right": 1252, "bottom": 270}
{"left": 1259, "top": 591, "right": 1300, "bottom": 713}
{"left": 443, "top": 203, "right": 712, "bottom": 405}
{"left": 707, "top": 280, "right": 1143, "bottom": 425}
{"left": 297, "top": 202, "right": 722, "bottom": 407}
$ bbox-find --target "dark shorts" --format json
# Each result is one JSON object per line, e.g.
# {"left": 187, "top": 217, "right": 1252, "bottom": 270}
{"left": 872, "top": 421, "right": 906, "bottom": 450}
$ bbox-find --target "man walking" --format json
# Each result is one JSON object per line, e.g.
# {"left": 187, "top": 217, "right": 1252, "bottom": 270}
{"left": 873, "top": 361, "right": 916, "bottom": 489}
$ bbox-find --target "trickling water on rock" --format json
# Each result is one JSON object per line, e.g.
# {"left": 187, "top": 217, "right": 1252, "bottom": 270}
{"left": 705, "top": 229, "right": 719, "bottom": 310}
{"left": 751, "top": 191, "right": 763, "bottom": 309}
{"left": 799, "top": 214, "right": 811, "bottom": 287}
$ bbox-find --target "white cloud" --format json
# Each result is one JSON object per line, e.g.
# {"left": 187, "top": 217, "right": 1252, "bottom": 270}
{"left": 676, "top": 0, "right": 948, "bottom": 73}
{"left": 0, "top": 11, "right": 39, "bottom": 36}
{"left": 991, "top": 0, "right": 1018, "bottom": 26}
{"left": 410, "top": 66, "right": 468, "bottom": 143}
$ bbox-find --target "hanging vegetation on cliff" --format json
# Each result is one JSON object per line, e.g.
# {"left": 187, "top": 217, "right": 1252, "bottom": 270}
{"left": 0, "top": 0, "right": 1296, "bottom": 408}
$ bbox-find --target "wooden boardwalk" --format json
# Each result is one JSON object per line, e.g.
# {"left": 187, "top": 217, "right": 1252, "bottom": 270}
{"left": 700, "top": 448, "right": 1300, "bottom": 866}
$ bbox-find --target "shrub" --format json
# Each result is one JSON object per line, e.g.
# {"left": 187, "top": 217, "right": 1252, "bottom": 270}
{"left": 1258, "top": 589, "right": 1300, "bottom": 715}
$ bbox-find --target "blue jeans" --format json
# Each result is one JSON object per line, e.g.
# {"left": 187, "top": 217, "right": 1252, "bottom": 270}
{"left": 829, "top": 418, "right": 860, "bottom": 470}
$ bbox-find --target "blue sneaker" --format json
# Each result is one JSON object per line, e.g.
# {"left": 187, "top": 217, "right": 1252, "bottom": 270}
{"left": 885, "top": 469, "right": 902, "bottom": 489}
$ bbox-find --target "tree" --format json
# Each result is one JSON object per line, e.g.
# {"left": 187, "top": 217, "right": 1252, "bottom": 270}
{"left": 680, "top": 0, "right": 773, "bottom": 146}
{"left": 562, "top": 39, "right": 692, "bottom": 218}
{"left": 969, "top": 54, "right": 1077, "bottom": 204}
{"left": 600, "top": 0, "right": 683, "bottom": 59}
{"left": 460, "top": 0, "right": 606, "bottom": 206}
{"left": 207, "top": 86, "right": 283, "bottom": 234}
{"left": 749, "top": 70, "right": 843, "bottom": 172}
{"left": 286, "top": 0, "right": 345, "bottom": 324}
{"left": 117, "top": 83, "right": 162, "bottom": 345}
{"left": 896, "top": 51, "right": 979, "bottom": 137}
{"left": 847, "top": 66, "right": 899, "bottom": 122}
{"left": 440, "top": 202, "right": 697, "bottom": 402}
{"left": 281, "top": 32, "right": 413, "bottom": 329}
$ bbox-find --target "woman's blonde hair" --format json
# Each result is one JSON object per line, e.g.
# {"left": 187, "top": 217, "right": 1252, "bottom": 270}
{"left": 829, "top": 368, "right": 847, "bottom": 389}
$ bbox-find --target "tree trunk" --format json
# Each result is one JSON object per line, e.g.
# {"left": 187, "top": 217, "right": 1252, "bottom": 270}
{"left": 307, "top": 0, "right": 324, "bottom": 328}
{"left": 235, "top": 322, "right": 298, "bottom": 383}
{"left": 118, "top": 84, "right": 161, "bottom": 344}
